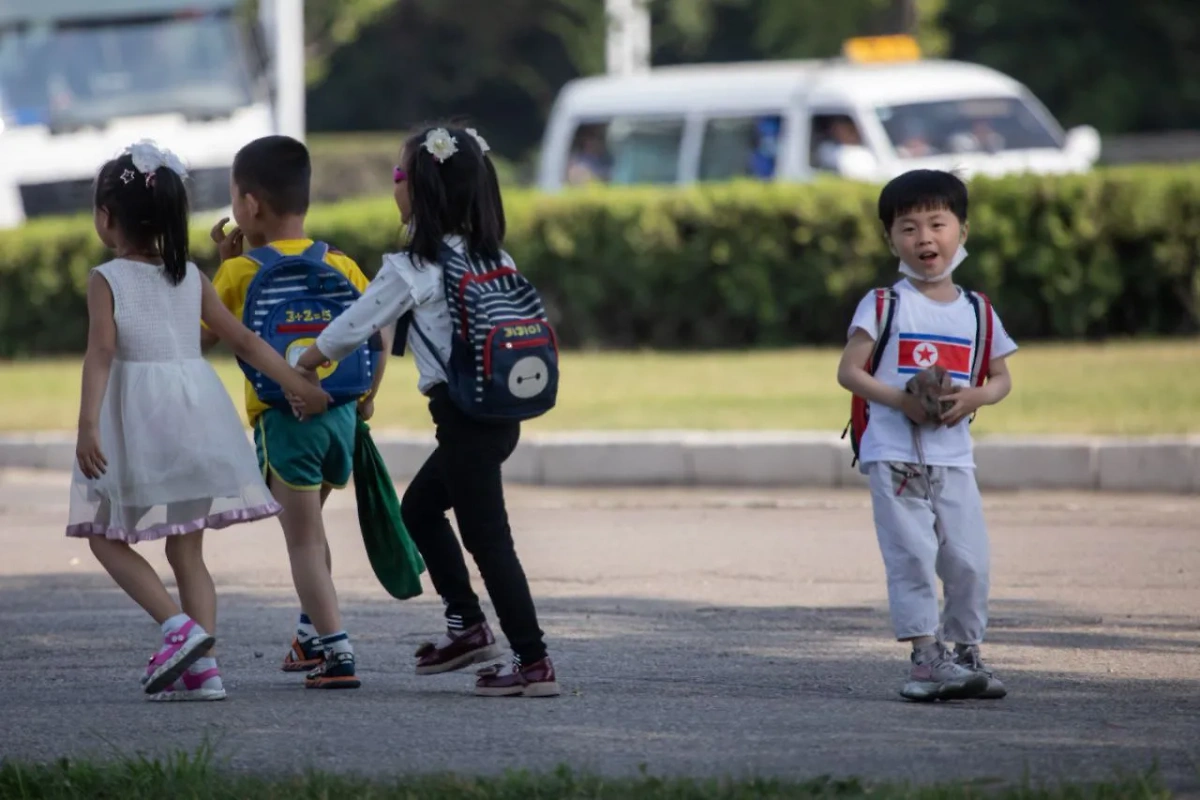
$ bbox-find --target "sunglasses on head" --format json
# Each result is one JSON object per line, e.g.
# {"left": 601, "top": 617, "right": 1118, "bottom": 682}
{"left": 393, "top": 166, "right": 408, "bottom": 184}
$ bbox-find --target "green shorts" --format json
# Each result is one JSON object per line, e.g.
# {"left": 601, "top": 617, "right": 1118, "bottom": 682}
{"left": 254, "top": 403, "right": 357, "bottom": 492}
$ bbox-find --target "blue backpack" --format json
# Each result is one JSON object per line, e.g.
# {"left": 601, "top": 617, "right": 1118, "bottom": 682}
{"left": 238, "top": 242, "right": 380, "bottom": 410}
{"left": 411, "top": 243, "right": 559, "bottom": 422}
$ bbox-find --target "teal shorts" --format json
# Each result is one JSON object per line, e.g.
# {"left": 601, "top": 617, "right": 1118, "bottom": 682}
{"left": 254, "top": 403, "right": 357, "bottom": 492}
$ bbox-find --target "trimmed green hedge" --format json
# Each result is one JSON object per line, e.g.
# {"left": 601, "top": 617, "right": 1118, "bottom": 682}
{"left": 1, "top": 167, "right": 1197, "bottom": 356}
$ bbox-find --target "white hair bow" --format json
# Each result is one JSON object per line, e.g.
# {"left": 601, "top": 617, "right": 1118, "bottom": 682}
{"left": 125, "top": 139, "right": 189, "bottom": 180}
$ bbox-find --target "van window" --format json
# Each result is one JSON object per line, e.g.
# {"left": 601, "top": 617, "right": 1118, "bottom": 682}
{"left": 810, "top": 114, "right": 864, "bottom": 171}
{"left": 699, "top": 115, "right": 783, "bottom": 181}
{"left": 876, "top": 97, "right": 1061, "bottom": 158}
{"left": 564, "top": 118, "right": 684, "bottom": 186}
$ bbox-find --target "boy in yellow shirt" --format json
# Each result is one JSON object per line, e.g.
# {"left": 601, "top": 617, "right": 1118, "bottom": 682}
{"left": 203, "top": 135, "right": 388, "bottom": 689}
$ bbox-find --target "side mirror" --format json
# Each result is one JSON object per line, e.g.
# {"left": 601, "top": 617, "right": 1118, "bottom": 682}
{"left": 834, "top": 145, "right": 879, "bottom": 180}
{"left": 1064, "top": 125, "right": 1101, "bottom": 165}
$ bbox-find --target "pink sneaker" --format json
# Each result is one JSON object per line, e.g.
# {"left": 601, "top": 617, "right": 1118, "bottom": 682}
{"left": 141, "top": 619, "right": 215, "bottom": 695}
{"left": 149, "top": 666, "right": 226, "bottom": 702}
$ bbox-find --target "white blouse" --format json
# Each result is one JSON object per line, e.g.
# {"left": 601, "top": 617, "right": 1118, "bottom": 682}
{"left": 315, "top": 243, "right": 459, "bottom": 394}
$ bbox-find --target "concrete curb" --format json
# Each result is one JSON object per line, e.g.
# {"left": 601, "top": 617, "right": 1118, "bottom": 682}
{"left": 2, "top": 430, "right": 1197, "bottom": 494}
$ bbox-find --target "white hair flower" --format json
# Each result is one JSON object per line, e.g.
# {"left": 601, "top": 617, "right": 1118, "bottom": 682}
{"left": 125, "top": 139, "right": 188, "bottom": 178}
{"left": 423, "top": 128, "right": 459, "bottom": 163}
{"left": 466, "top": 128, "right": 491, "bottom": 154}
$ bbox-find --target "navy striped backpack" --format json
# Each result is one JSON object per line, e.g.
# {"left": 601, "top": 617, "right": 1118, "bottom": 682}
{"left": 238, "top": 242, "right": 381, "bottom": 410}
{"left": 411, "top": 243, "right": 559, "bottom": 422}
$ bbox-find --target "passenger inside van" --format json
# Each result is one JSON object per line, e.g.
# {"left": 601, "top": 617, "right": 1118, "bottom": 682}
{"left": 566, "top": 124, "right": 612, "bottom": 185}
{"left": 811, "top": 114, "right": 864, "bottom": 171}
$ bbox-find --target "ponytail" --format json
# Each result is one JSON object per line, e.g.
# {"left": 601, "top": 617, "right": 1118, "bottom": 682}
{"left": 150, "top": 166, "right": 190, "bottom": 285}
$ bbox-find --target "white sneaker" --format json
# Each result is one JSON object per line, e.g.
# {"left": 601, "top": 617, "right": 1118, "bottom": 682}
{"left": 954, "top": 644, "right": 1007, "bottom": 699}
{"left": 148, "top": 664, "right": 226, "bottom": 702}
{"left": 900, "top": 642, "right": 989, "bottom": 702}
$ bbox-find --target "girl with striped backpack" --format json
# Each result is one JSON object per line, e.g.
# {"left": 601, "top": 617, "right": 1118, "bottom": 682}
{"left": 293, "top": 126, "right": 561, "bottom": 698}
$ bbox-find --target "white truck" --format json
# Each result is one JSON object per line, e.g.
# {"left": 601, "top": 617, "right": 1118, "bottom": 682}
{"left": 538, "top": 36, "right": 1102, "bottom": 191}
{"left": 0, "top": 0, "right": 295, "bottom": 228}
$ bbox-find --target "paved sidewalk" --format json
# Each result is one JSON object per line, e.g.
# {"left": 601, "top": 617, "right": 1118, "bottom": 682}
{"left": 1, "top": 470, "right": 1198, "bottom": 789}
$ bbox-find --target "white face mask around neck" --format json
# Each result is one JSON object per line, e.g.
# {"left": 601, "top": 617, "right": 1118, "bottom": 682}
{"left": 897, "top": 244, "right": 969, "bottom": 283}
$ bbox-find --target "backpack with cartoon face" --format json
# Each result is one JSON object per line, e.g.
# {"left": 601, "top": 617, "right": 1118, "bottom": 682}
{"left": 411, "top": 242, "right": 559, "bottom": 422}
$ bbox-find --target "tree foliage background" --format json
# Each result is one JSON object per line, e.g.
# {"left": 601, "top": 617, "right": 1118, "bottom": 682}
{"left": 301, "top": 0, "right": 1200, "bottom": 160}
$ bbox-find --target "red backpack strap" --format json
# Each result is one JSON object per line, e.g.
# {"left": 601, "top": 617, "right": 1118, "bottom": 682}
{"left": 967, "top": 290, "right": 994, "bottom": 387}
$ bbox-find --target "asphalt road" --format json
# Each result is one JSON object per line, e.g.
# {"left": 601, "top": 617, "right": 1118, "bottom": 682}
{"left": 1, "top": 469, "right": 1197, "bottom": 790}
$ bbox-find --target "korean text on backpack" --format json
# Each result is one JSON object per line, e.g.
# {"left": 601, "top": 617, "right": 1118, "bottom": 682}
{"left": 238, "top": 242, "right": 381, "bottom": 410}
{"left": 840, "top": 286, "right": 993, "bottom": 471}
{"left": 412, "top": 243, "right": 559, "bottom": 422}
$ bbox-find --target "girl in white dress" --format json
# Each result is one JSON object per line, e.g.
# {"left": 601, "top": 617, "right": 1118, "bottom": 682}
{"left": 68, "top": 140, "right": 330, "bottom": 700}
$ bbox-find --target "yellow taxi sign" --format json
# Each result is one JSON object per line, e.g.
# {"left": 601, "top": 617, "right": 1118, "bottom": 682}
{"left": 842, "top": 34, "right": 921, "bottom": 63}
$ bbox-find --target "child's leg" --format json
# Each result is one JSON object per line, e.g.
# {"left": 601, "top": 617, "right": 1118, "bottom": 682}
{"left": 401, "top": 447, "right": 489, "bottom": 631}
{"left": 869, "top": 462, "right": 940, "bottom": 642}
{"left": 932, "top": 467, "right": 1004, "bottom": 697}
{"left": 89, "top": 537, "right": 180, "bottom": 624}
{"left": 869, "top": 462, "right": 987, "bottom": 702}
{"left": 933, "top": 467, "right": 990, "bottom": 646}
{"left": 271, "top": 476, "right": 344, "bottom": 637}
{"left": 165, "top": 532, "right": 215, "bottom": 638}
{"left": 90, "top": 536, "right": 214, "bottom": 694}
{"left": 155, "top": 531, "right": 226, "bottom": 701}
{"left": 293, "top": 487, "right": 335, "bottom": 637}
{"left": 443, "top": 432, "right": 546, "bottom": 667}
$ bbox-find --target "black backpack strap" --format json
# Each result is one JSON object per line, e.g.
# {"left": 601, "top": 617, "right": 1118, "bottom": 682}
{"left": 391, "top": 310, "right": 412, "bottom": 356}
{"left": 868, "top": 287, "right": 899, "bottom": 375}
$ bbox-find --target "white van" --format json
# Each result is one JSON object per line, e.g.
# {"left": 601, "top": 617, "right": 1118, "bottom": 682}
{"left": 0, "top": 0, "right": 275, "bottom": 228}
{"left": 537, "top": 37, "right": 1101, "bottom": 191}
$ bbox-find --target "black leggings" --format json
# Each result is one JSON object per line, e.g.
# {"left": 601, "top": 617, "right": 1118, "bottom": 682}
{"left": 399, "top": 385, "right": 547, "bottom": 664}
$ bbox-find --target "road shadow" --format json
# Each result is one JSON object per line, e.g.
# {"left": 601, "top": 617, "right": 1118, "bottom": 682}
{"left": 1, "top": 573, "right": 1198, "bottom": 791}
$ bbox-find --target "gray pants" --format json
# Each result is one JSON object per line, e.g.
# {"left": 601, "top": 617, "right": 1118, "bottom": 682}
{"left": 868, "top": 462, "right": 990, "bottom": 645}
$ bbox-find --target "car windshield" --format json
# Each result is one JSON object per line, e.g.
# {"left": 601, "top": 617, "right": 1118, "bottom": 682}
{"left": 0, "top": 10, "right": 255, "bottom": 129}
{"left": 876, "top": 96, "right": 1062, "bottom": 159}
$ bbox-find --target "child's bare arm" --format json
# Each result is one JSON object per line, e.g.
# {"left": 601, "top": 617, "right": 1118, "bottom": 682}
{"left": 941, "top": 355, "right": 1012, "bottom": 427}
{"left": 76, "top": 274, "right": 117, "bottom": 478}
{"left": 837, "top": 329, "right": 927, "bottom": 424}
{"left": 198, "top": 273, "right": 330, "bottom": 415}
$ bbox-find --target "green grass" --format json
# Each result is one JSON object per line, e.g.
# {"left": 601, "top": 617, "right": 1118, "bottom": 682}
{"left": 1, "top": 340, "right": 1196, "bottom": 436}
{"left": 0, "top": 751, "right": 1175, "bottom": 800}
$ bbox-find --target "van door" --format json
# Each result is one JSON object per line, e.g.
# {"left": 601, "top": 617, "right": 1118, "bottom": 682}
{"left": 695, "top": 113, "right": 786, "bottom": 183}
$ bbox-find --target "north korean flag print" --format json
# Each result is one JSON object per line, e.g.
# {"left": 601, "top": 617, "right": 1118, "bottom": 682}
{"left": 897, "top": 333, "right": 972, "bottom": 382}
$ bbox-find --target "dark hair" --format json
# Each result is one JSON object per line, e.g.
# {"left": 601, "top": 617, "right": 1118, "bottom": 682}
{"left": 232, "top": 135, "right": 311, "bottom": 217}
{"left": 94, "top": 154, "right": 190, "bottom": 285}
{"left": 402, "top": 126, "right": 505, "bottom": 266}
{"left": 878, "top": 169, "right": 968, "bottom": 231}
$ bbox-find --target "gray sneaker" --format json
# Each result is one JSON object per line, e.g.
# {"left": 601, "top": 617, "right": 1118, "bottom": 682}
{"left": 953, "top": 644, "right": 1007, "bottom": 699}
{"left": 899, "top": 642, "right": 989, "bottom": 702}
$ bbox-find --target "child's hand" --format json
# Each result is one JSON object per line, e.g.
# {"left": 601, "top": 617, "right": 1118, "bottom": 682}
{"left": 76, "top": 427, "right": 107, "bottom": 479}
{"left": 940, "top": 386, "right": 985, "bottom": 427}
{"left": 357, "top": 396, "right": 375, "bottom": 421}
{"left": 299, "top": 383, "right": 332, "bottom": 418}
{"left": 294, "top": 364, "right": 322, "bottom": 386}
{"left": 210, "top": 217, "right": 245, "bottom": 262}
{"left": 900, "top": 391, "right": 935, "bottom": 427}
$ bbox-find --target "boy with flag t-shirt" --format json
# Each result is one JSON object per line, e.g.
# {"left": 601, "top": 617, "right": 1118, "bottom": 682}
{"left": 837, "top": 169, "right": 1018, "bottom": 703}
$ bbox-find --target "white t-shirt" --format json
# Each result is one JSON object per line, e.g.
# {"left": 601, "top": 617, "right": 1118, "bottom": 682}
{"left": 848, "top": 279, "right": 1018, "bottom": 468}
